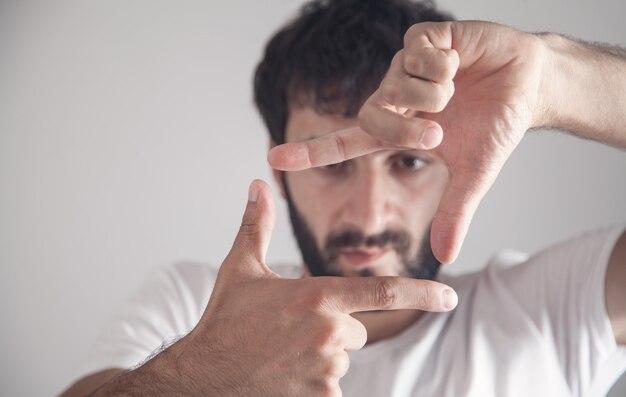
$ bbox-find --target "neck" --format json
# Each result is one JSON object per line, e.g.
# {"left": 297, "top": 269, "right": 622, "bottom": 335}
{"left": 352, "top": 309, "right": 424, "bottom": 344}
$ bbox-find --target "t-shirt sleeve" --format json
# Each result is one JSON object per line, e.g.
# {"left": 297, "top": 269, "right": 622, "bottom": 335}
{"left": 77, "top": 262, "right": 216, "bottom": 379}
{"left": 494, "top": 225, "right": 626, "bottom": 396}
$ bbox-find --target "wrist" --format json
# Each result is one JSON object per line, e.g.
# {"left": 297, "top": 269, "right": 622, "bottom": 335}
{"left": 148, "top": 331, "right": 230, "bottom": 396}
{"left": 168, "top": 329, "right": 244, "bottom": 397}
{"left": 531, "top": 32, "right": 566, "bottom": 129}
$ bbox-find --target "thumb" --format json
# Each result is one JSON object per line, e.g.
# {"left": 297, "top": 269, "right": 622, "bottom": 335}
{"left": 431, "top": 167, "right": 496, "bottom": 264}
{"left": 222, "top": 179, "right": 276, "bottom": 278}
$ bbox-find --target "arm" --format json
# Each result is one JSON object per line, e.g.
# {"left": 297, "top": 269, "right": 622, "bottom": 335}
{"left": 60, "top": 340, "right": 225, "bottom": 397}
{"left": 538, "top": 36, "right": 626, "bottom": 346}
{"left": 76, "top": 342, "right": 220, "bottom": 397}
{"left": 489, "top": 225, "right": 626, "bottom": 392}
{"left": 60, "top": 369, "right": 122, "bottom": 397}
{"left": 537, "top": 33, "right": 626, "bottom": 147}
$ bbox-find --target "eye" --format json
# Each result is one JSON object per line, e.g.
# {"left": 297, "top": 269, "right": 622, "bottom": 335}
{"left": 318, "top": 160, "right": 349, "bottom": 174}
{"left": 391, "top": 155, "right": 428, "bottom": 172}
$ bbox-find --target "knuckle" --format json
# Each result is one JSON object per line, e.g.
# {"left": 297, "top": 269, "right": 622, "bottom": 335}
{"left": 380, "top": 81, "right": 400, "bottom": 104}
{"left": 316, "top": 321, "right": 341, "bottom": 347}
{"left": 430, "top": 83, "right": 450, "bottom": 112}
{"left": 403, "top": 53, "right": 422, "bottom": 76}
{"left": 323, "top": 359, "right": 339, "bottom": 378}
{"left": 447, "top": 81, "right": 456, "bottom": 99}
{"left": 429, "top": 52, "right": 452, "bottom": 82}
{"left": 441, "top": 53, "right": 457, "bottom": 80}
{"left": 357, "top": 106, "right": 369, "bottom": 129}
{"left": 357, "top": 106, "right": 368, "bottom": 126}
{"left": 316, "top": 379, "right": 341, "bottom": 397}
{"left": 238, "top": 222, "right": 257, "bottom": 238}
{"left": 446, "top": 48, "right": 460, "bottom": 72}
{"left": 406, "top": 49, "right": 456, "bottom": 83}
{"left": 307, "top": 286, "right": 332, "bottom": 312}
{"left": 357, "top": 101, "right": 376, "bottom": 131}
{"left": 352, "top": 321, "right": 368, "bottom": 348}
{"left": 396, "top": 121, "right": 422, "bottom": 147}
{"left": 332, "top": 134, "right": 347, "bottom": 160}
{"left": 331, "top": 352, "right": 350, "bottom": 377}
{"left": 397, "top": 133, "right": 418, "bottom": 148}
{"left": 374, "top": 278, "right": 399, "bottom": 309}
{"left": 403, "top": 24, "right": 421, "bottom": 44}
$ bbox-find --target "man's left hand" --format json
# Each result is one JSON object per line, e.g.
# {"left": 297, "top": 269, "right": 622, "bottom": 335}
{"left": 268, "top": 21, "right": 550, "bottom": 264}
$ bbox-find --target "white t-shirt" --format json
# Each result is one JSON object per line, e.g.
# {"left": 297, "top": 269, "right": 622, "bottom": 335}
{"left": 79, "top": 226, "right": 626, "bottom": 396}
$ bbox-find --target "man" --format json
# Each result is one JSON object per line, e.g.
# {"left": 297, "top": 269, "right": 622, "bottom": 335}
{"left": 61, "top": 0, "right": 626, "bottom": 396}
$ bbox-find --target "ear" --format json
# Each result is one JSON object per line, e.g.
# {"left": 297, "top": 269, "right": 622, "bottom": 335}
{"left": 268, "top": 138, "right": 287, "bottom": 200}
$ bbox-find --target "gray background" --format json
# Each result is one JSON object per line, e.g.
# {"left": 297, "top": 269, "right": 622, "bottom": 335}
{"left": 1, "top": 0, "right": 625, "bottom": 395}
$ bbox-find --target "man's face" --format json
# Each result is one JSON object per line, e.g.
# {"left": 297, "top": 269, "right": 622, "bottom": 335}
{"left": 279, "top": 106, "right": 449, "bottom": 279}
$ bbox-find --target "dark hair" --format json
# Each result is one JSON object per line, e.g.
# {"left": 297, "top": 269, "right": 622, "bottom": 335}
{"left": 253, "top": 0, "right": 454, "bottom": 144}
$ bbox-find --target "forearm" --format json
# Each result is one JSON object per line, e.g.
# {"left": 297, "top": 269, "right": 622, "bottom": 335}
{"left": 88, "top": 347, "right": 192, "bottom": 396}
{"left": 88, "top": 337, "right": 225, "bottom": 397}
{"left": 535, "top": 33, "right": 626, "bottom": 148}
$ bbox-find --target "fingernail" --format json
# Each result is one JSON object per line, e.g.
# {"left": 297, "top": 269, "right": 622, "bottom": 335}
{"left": 248, "top": 182, "right": 259, "bottom": 202}
{"left": 420, "top": 126, "right": 441, "bottom": 149}
{"left": 441, "top": 288, "right": 458, "bottom": 310}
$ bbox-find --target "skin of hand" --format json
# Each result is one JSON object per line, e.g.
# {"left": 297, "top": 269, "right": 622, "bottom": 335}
{"left": 268, "top": 21, "right": 549, "bottom": 264}
{"left": 92, "top": 179, "right": 457, "bottom": 397}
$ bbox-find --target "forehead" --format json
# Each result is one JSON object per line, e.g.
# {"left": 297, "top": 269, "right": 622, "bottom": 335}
{"left": 284, "top": 105, "right": 447, "bottom": 167}
{"left": 285, "top": 106, "right": 357, "bottom": 143}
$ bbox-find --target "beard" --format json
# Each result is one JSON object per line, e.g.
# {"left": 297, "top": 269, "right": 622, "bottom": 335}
{"left": 281, "top": 174, "right": 441, "bottom": 280}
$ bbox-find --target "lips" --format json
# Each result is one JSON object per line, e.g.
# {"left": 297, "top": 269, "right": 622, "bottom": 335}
{"left": 339, "top": 247, "right": 391, "bottom": 268}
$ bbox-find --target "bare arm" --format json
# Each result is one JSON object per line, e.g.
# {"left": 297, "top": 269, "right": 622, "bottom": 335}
{"left": 59, "top": 339, "right": 220, "bottom": 397}
{"left": 60, "top": 369, "right": 122, "bottom": 397}
{"left": 538, "top": 36, "right": 626, "bottom": 345}
{"left": 80, "top": 341, "right": 216, "bottom": 397}
{"left": 537, "top": 33, "right": 626, "bottom": 146}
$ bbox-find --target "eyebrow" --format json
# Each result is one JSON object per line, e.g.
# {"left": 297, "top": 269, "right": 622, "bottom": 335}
{"left": 301, "top": 126, "right": 362, "bottom": 142}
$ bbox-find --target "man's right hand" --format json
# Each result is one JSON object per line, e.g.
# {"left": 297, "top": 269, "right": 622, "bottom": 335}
{"left": 79, "top": 179, "right": 457, "bottom": 396}
{"left": 160, "top": 179, "right": 457, "bottom": 397}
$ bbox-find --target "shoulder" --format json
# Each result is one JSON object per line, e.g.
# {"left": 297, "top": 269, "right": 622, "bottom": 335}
{"left": 158, "top": 262, "right": 219, "bottom": 294}
{"left": 451, "top": 224, "right": 626, "bottom": 282}
{"left": 156, "top": 261, "right": 304, "bottom": 279}
{"left": 439, "top": 225, "right": 626, "bottom": 321}
{"left": 146, "top": 261, "right": 304, "bottom": 294}
{"left": 491, "top": 224, "right": 626, "bottom": 285}
{"left": 435, "top": 225, "right": 624, "bottom": 306}
{"left": 435, "top": 249, "right": 528, "bottom": 302}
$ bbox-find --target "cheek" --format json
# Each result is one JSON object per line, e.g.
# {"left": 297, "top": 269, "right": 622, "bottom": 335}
{"left": 397, "top": 163, "right": 449, "bottom": 220}
{"left": 285, "top": 171, "right": 336, "bottom": 241}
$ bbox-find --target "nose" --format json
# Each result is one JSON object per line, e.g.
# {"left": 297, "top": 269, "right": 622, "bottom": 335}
{"left": 342, "top": 165, "right": 393, "bottom": 235}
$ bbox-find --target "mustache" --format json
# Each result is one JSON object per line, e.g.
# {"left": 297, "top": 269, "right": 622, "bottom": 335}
{"left": 323, "top": 228, "right": 411, "bottom": 262}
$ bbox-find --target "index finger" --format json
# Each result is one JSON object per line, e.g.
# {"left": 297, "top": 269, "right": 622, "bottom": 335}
{"left": 267, "top": 127, "right": 393, "bottom": 171}
{"left": 321, "top": 276, "right": 458, "bottom": 314}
